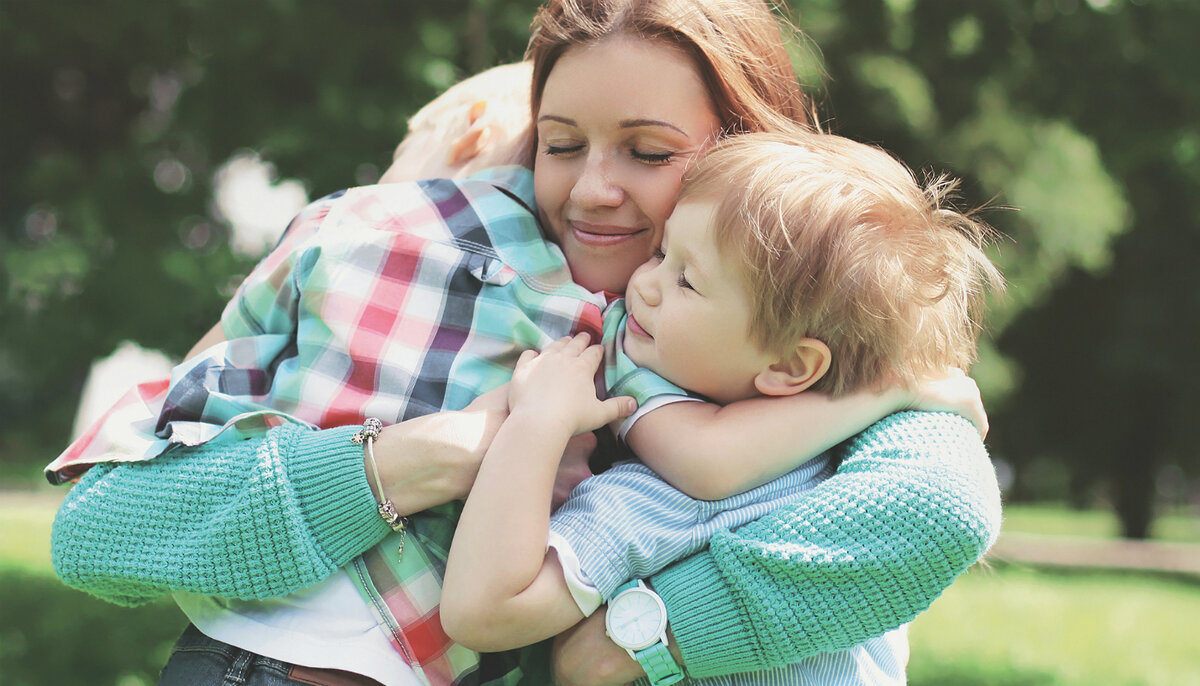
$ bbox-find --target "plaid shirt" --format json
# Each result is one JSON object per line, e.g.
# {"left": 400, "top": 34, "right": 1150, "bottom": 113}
{"left": 47, "top": 167, "right": 685, "bottom": 686}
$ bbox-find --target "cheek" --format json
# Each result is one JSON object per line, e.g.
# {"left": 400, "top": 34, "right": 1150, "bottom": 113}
{"left": 534, "top": 164, "right": 566, "bottom": 233}
{"left": 628, "top": 167, "right": 686, "bottom": 236}
{"left": 639, "top": 172, "right": 686, "bottom": 239}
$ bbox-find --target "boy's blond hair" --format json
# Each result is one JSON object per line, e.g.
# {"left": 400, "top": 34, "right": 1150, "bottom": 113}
{"left": 681, "top": 128, "right": 1003, "bottom": 395}
{"left": 381, "top": 62, "right": 534, "bottom": 183}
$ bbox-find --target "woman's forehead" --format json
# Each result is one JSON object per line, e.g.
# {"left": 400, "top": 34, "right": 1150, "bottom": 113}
{"left": 540, "top": 36, "right": 717, "bottom": 126}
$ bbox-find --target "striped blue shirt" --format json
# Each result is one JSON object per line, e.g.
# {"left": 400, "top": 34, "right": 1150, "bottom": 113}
{"left": 551, "top": 360, "right": 910, "bottom": 685}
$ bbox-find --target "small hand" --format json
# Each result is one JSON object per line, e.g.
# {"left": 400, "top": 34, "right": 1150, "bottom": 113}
{"left": 909, "top": 367, "right": 988, "bottom": 438}
{"left": 509, "top": 333, "right": 636, "bottom": 436}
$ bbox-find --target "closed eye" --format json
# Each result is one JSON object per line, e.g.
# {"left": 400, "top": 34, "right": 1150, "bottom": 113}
{"left": 633, "top": 150, "right": 675, "bottom": 165}
{"left": 544, "top": 144, "right": 583, "bottom": 156}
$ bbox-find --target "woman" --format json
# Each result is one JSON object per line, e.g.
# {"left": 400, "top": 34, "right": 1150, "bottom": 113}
{"left": 50, "top": 1, "right": 999, "bottom": 684}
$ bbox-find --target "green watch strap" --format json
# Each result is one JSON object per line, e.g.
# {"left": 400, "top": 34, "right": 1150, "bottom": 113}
{"left": 613, "top": 580, "right": 685, "bottom": 685}
{"left": 614, "top": 579, "right": 638, "bottom": 594}
{"left": 635, "top": 642, "right": 685, "bottom": 685}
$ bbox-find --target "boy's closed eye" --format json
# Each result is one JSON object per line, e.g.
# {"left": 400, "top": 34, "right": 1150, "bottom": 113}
{"left": 650, "top": 247, "right": 698, "bottom": 293}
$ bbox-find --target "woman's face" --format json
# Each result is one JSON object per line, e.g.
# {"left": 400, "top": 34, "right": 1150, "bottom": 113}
{"left": 534, "top": 36, "right": 722, "bottom": 295}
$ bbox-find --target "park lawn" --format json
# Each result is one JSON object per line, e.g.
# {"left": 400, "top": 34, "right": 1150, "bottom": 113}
{"left": 1, "top": 491, "right": 187, "bottom": 686}
{"left": 907, "top": 563, "right": 1200, "bottom": 686}
{"left": 0, "top": 490, "right": 60, "bottom": 573}
{"left": 1001, "top": 503, "right": 1200, "bottom": 543}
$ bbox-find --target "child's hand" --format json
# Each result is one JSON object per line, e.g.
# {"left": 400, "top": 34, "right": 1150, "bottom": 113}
{"left": 909, "top": 368, "right": 988, "bottom": 438}
{"left": 509, "top": 333, "right": 636, "bottom": 436}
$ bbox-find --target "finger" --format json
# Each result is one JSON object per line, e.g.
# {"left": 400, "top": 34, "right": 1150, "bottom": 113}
{"left": 599, "top": 396, "right": 637, "bottom": 425}
{"left": 544, "top": 336, "right": 572, "bottom": 353}
{"left": 517, "top": 349, "right": 538, "bottom": 366}
{"left": 581, "top": 344, "right": 606, "bottom": 369}
{"left": 564, "top": 331, "right": 592, "bottom": 354}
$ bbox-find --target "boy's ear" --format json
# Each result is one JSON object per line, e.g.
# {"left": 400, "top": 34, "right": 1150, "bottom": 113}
{"left": 445, "top": 101, "right": 492, "bottom": 167}
{"left": 753, "top": 338, "right": 831, "bottom": 397}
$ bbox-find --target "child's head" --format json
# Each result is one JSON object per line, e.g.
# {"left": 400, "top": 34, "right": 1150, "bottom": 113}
{"left": 378, "top": 62, "right": 534, "bottom": 183}
{"left": 624, "top": 128, "right": 1002, "bottom": 401}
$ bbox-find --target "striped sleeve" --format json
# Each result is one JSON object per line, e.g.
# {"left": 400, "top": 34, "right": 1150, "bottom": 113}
{"left": 547, "top": 454, "right": 835, "bottom": 601}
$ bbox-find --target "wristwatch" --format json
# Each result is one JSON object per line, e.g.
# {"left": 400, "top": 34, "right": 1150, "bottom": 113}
{"left": 605, "top": 579, "right": 685, "bottom": 685}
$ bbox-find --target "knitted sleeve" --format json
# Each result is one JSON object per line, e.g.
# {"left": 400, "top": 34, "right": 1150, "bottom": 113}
{"left": 51, "top": 423, "right": 390, "bottom": 607}
{"left": 650, "top": 411, "right": 1001, "bottom": 678}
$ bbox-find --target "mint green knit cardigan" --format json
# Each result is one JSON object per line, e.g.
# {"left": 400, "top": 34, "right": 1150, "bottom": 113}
{"left": 52, "top": 411, "right": 999, "bottom": 678}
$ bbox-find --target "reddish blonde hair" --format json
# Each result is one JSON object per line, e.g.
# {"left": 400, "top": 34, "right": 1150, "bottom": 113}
{"left": 682, "top": 128, "right": 1004, "bottom": 395}
{"left": 525, "top": 0, "right": 815, "bottom": 137}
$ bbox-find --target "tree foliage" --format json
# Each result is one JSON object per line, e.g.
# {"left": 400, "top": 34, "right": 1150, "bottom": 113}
{"left": 3, "top": 0, "right": 1195, "bottom": 536}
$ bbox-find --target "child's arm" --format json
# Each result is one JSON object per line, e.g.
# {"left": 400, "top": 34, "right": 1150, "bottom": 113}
{"left": 441, "top": 334, "right": 634, "bottom": 653}
{"left": 626, "top": 370, "right": 986, "bottom": 501}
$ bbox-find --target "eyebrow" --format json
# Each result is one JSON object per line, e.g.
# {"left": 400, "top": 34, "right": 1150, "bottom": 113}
{"left": 537, "top": 114, "right": 688, "bottom": 137}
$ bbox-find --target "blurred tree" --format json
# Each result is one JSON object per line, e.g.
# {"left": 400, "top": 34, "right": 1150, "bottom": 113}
{"left": 992, "top": 0, "right": 1200, "bottom": 538}
{"left": 786, "top": 0, "right": 1196, "bottom": 538}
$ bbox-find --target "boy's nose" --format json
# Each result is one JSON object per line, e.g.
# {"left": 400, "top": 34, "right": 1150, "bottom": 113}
{"left": 630, "top": 264, "right": 662, "bottom": 307}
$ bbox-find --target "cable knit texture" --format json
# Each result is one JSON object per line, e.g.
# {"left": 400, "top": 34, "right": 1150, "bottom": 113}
{"left": 651, "top": 411, "right": 1001, "bottom": 678}
{"left": 51, "top": 423, "right": 388, "bottom": 606}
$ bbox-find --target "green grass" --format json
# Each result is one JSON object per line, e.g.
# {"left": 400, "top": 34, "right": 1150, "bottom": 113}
{"left": 908, "top": 564, "right": 1200, "bottom": 686}
{"left": 0, "top": 567, "right": 187, "bottom": 686}
{"left": 0, "top": 491, "right": 61, "bottom": 573}
{"left": 1, "top": 492, "right": 187, "bottom": 686}
{"left": 1001, "top": 503, "right": 1200, "bottom": 543}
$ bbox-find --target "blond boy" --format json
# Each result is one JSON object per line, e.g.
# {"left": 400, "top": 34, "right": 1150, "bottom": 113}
{"left": 442, "top": 128, "right": 1001, "bottom": 684}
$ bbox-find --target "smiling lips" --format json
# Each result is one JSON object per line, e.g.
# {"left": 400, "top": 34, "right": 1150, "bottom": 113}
{"left": 569, "top": 220, "right": 647, "bottom": 247}
{"left": 626, "top": 311, "right": 652, "bottom": 339}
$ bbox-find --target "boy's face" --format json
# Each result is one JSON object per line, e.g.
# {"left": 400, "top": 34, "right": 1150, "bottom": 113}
{"left": 622, "top": 200, "right": 775, "bottom": 405}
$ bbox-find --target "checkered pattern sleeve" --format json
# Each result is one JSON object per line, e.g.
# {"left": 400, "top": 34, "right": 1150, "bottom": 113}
{"left": 221, "top": 190, "right": 341, "bottom": 340}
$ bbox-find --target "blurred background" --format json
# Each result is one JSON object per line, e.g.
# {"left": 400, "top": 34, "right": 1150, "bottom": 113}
{"left": 2, "top": 1, "right": 1198, "bottom": 684}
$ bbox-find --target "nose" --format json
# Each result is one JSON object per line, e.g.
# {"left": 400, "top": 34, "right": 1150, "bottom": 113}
{"left": 569, "top": 151, "right": 624, "bottom": 209}
{"left": 630, "top": 260, "right": 662, "bottom": 307}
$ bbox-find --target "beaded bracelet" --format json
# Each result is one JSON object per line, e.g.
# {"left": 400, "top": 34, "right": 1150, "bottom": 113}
{"left": 353, "top": 418, "right": 408, "bottom": 557}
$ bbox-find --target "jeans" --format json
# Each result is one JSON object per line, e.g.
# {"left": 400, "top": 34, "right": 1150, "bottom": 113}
{"left": 157, "top": 624, "right": 306, "bottom": 686}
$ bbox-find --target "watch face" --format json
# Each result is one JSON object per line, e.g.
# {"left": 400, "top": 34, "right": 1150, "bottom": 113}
{"left": 607, "top": 588, "right": 666, "bottom": 650}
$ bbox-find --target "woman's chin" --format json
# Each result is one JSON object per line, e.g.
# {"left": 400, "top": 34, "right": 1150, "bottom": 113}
{"left": 568, "top": 261, "right": 636, "bottom": 296}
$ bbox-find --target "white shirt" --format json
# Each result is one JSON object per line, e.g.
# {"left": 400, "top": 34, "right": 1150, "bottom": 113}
{"left": 175, "top": 567, "right": 422, "bottom": 686}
